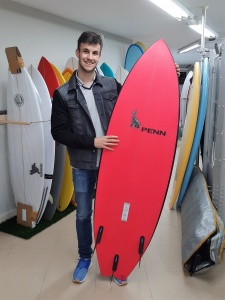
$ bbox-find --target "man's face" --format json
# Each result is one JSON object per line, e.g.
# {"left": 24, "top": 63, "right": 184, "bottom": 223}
{"left": 76, "top": 42, "right": 101, "bottom": 73}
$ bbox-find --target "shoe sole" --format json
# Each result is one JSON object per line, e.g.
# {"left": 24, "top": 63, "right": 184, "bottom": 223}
{"left": 113, "top": 276, "right": 128, "bottom": 286}
{"left": 72, "top": 261, "right": 92, "bottom": 284}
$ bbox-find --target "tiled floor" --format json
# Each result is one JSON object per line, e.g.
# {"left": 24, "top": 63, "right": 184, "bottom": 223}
{"left": 0, "top": 148, "right": 225, "bottom": 300}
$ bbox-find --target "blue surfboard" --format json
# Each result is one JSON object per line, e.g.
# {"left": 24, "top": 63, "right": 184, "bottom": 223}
{"left": 176, "top": 57, "right": 209, "bottom": 208}
{"left": 100, "top": 62, "right": 114, "bottom": 78}
{"left": 124, "top": 44, "right": 144, "bottom": 72}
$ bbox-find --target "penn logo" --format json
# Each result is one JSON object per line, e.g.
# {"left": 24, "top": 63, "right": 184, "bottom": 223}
{"left": 130, "top": 110, "right": 166, "bottom": 136}
{"left": 141, "top": 127, "right": 166, "bottom": 136}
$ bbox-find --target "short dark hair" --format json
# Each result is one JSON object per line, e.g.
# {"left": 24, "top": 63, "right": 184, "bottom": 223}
{"left": 77, "top": 31, "right": 103, "bottom": 52}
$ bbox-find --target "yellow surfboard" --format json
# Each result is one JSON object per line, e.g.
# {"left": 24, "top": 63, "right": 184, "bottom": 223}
{"left": 169, "top": 62, "right": 201, "bottom": 209}
{"left": 135, "top": 41, "right": 147, "bottom": 52}
{"left": 62, "top": 67, "right": 77, "bottom": 208}
{"left": 51, "top": 63, "right": 74, "bottom": 212}
{"left": 62, "top": 67, "right": 73, "bottom": 82}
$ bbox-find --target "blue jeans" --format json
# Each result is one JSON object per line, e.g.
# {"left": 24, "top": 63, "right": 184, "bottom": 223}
{"left": 72, "top": 168, "right": 98, "bottom": 259}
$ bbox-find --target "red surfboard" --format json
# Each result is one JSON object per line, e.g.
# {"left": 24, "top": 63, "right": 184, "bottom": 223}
{"left": 38, "top": 56, "right": 65, "bottom": 221}
{"left": 38, "top": 56, "right": 60, "bottom": 98}
{"left": 94, "top": 39, "right": 179, "bottom": 280}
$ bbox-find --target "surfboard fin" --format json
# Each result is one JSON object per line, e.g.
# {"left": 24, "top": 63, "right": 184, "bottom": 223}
{"left": 110, "top": 254, "right": 119, "bottom": 284}
{"left": 48, "top": 194, "right": 53, "bottom": 204}
{"left": 138, "top": 236, "right": 145, "bottom": 267}
{"left": 92, "top": 225, "right": 104, "bottom": 255}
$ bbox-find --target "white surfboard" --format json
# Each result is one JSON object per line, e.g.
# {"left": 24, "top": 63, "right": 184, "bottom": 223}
{"left": 6, "top": 47, "right": 45, "bottom": 222}
{"left": 28, "top": 64, "right": 55, "bottom": 224}
{"left": 115, "top": 65, "right": 129, "bottom": 84}
{"left": 180, "top": 70, "right": 193, "bottom": 130}
{"left": 65, "top": 56, "right": 104, "bottom": 75}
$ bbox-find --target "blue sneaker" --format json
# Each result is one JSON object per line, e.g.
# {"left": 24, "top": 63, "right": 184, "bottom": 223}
{"left": 72, "top": 258, "right": 92, "bottom": 283}
{"left": 113, "top": 276, "right": 128, "bottom": 286}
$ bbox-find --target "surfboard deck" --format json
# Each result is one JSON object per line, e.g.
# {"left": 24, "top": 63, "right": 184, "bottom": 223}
{"left": 62, "top": 68, "right": 77, "bottom": 208}
{"left": 124, "top": 43, "right": 144, "bottom": 72}
{"left": 5, "top": 47, "right": 45, "bottom": 226}
{"left": 38, "top": 57, "right": 60, "bottom": 98}
{"left": 179, "top": 70, "right": 193, "bottom": 131}
{"left": 135, "top": 41, "right": 147, "bottom": 52}
{"left": 38, "top": 56, "right": 65, "bottom": 221}
{"left": 115, "top": 65, "right": 129, "bottom": 84}
{"left": 94, "top": 39, "right": 179, "bottom": 280}
{"left": 177, "top": 58, "right": 209, "bottom": 208}
{"left": 57, "top": 147, "right": 74, "bottom": 212}
{"left": 100, "top": 62, "right": 114, "bottom": 78}
{"left": 50, "top": 63, "right": 74, "bottom": 212}
{"left": 169, "top": 62, "right": 201, "bottom": 209}
{"left": 62, "top": 67, "right": 73, "bottom": 82}
{"left": 28, "top": 64, "right": 55, "bottom": 223}
{"left": 65, "top": 57, "right": 78, "bottom": 71}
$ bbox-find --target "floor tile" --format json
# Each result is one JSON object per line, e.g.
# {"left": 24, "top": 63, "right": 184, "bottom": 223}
{"left": 0, "top": 275, "right": 43, "bottom": 300}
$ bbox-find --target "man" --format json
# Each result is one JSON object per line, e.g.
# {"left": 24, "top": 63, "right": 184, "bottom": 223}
{"left": 51, "top": 31, "right": 180, "bottom": 286}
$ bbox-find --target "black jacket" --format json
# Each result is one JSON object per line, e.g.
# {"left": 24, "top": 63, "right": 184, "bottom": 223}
{"left": 51, "top": 71, "right": 122, "bottom": 169}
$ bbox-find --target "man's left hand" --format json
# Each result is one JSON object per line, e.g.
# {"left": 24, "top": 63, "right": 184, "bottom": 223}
{"left": 175, "top": 63, "right": 180, "bottom": 77}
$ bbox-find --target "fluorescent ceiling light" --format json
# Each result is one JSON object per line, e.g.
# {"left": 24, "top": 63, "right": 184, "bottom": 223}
{"left": 178, "top": 40, "right": 201, "bottom": 53}
{"left": 189, "top": 24, "right": 219, "bottom": 38}
{"left": 149, "top": 0, "right": 194, "bottom": 20}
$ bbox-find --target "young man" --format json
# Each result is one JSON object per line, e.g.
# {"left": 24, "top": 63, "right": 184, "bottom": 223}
{"left": 51, "top": 31, "right": 180, "bottom": 286}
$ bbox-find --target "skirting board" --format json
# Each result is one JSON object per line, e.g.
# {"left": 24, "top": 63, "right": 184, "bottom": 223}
{"left": 0, "top": 209, "right": 16, "bottom": 224}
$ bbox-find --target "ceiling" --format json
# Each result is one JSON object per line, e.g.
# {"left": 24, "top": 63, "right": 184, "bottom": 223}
{"left": 9, "top": 0, "right": 225, "bottom": 68}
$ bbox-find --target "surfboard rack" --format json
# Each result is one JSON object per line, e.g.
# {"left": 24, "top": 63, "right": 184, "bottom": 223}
{"left": 0, "top": 119, "right": 30, "bottom": 125}
{"left": 0, "top": 111, "right": 50, "bottom": 125}
{"left": 0, "top": 111, "right": 7, "bottom": 125}
{"left": 0, "top": 110, "right": 29, "bottom": 125}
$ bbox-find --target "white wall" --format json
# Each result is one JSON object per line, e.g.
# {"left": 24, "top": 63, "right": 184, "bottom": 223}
{"left": 0, "top": 0, "right": 131, "bottom": 222}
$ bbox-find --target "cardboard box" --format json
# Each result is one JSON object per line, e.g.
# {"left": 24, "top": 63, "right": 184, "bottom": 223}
{"left": 17, "top": 202, "right": 37, "bottom": 228}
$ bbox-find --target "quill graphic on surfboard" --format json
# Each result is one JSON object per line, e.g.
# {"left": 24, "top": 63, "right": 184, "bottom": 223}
{"left": 5, "top": 47, "right": 45, "bottom": 227}
{"left": 94, "top": 39, "right": 179, "bottom": 280}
